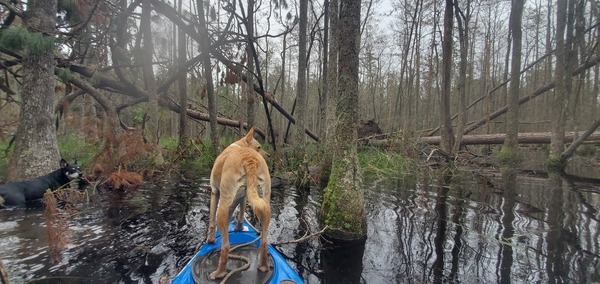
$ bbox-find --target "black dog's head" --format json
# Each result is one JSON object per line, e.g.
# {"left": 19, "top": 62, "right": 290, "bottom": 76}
{"left": 60, "top": 159, "right": 83, "bottom": 180}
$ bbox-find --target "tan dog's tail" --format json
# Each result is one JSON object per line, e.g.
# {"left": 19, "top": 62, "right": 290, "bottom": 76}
{"left": 243, "top": 159, "right": 270, "bottom": 220}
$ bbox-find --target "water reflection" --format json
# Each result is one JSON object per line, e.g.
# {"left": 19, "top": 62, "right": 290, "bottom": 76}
{"left": 322, "top": 237, "right": 366, "bottom": 284}
{"left": 499, "top": 170, "right": 516, "bottom": 283}
{"left": 0, "top": 170, "right": 599, "bottom": 283}
{"left": 360, "top": 170, "right": 600, "bottom": 283}
{"left": 432, "top": 173, "right": 450, "bottom": 283}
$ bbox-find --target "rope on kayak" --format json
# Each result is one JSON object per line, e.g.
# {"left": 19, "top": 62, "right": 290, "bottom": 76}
{"left": 219, "top": 234, "right": 262, "bottom": 284}
{"left": 220, "top": 253, "right": 249, "bottom": 284}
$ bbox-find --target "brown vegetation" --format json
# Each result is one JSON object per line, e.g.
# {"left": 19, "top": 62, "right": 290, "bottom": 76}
{"left": 43, "top": 188, "right": 84, "bottom": 264}
{"left": 105, "top": 171, "right": 144, "bottom": 191}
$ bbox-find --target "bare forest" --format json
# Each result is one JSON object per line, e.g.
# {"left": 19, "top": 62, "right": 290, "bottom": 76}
{"left": 0, "top": 0, "right": 599, "bottom": 178}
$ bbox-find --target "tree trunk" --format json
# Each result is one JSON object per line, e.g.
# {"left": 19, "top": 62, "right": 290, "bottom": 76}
{"left": 500, "top": 0, "right": 524, "bottom": 165}
{"left": 197, "top": 0, "right": 219, "bottom": 150}
{"left": 293, "top": 0, "right": 309, "bottom": 185}
{"left": 141, "top": 0, "right": 164, "bottom": 164}
{"left": 321, "top": 0, "right": 339, "bottom": 184}
{"left": 561, "top": 118, "right": 600, "bottom": 161}
{"left": 320, "top": 0, "right": 329, "bottom": 139}
{"left": 6, "top": 0, "right": 60, "bottom": 181}
{"left": 246, "top": 0, "right": 255, "bottom": 128}
{"left": 412, "top": 131, "right": 600, "bottom": 146}
{"left": 280, "top": 32, "right": 287, "bottom": 145}
{"left": 294, "top": 0, "right": 308, "bottom": 147}
{"left": 440, "top": 0, "right": 455, "bottom": 154}
{"left": 177, "top": 0, "right": 188, "bottom": 150}
{"left": 549, "top": 0, "right": 568, "bottom": 171}
{"left": 452, "top": 1, "right": 469, "bottom": 154}
{"left": 320, "top": 0, "right": 366, "bottom": 240}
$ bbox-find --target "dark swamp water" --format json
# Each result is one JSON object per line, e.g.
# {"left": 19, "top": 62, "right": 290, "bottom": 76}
{"left": 1, "top": 166, "right": 600, "bottom": 284}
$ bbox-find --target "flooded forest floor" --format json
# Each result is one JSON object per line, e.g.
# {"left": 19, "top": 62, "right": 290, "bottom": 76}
{"left": 0, "top": 148, "right": 599, "bottom": 283}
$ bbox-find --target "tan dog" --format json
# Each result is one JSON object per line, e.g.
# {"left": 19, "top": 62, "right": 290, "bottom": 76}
{"left": 206, "top": 128, "right": 271, "bottom": 280}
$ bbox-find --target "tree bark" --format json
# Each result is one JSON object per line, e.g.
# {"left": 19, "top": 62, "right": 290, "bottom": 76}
{"left": 501, "top": 0, "right": 524, "bottom": 164}
{"left": 452, "top": 1, "right": 470, "bottom": 154}
{"left": 177, "top": 0, "right": 188, "bottom": 150}
{"left": 6, "top": 0, "right": 60, "bottom": 181}
{"left": 549, "top": 0, "right": 569, "bottom": 170}
{"left": 197, "top": 0, "right": 219, "bottom": 150}
{"left": 440, "top": 0, "right": 455, "bottom": 154}
{"left": 321, "top": 0, "right": 339, "bottom": 183}
{"left": 293, "top": 0, "right": 309, "bottom": 186}
{"left": 294, "top": 0, "right": 308, "bottom": 148}
{"left": 320, "top": 0, "right": 329, "bottom": 139}
{"left": 245, "top": 0, "right": 255, "bottom": 128}
{"left": 320, "top": 0, "right": 366, "bottom": 239}
{"left": 141, "top": 0, "right": 164, "bottom": 164}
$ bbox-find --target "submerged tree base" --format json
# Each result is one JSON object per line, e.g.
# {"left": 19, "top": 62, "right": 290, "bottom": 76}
{"left": 547, "top": 155, "right": 567, "bottom": 173}
{"left": 498, "top": 146, "right": 522, "bottom": 169}
{"left": 320, "top": 155, "right": 367, "bottom": 240}
{"left": 322, "top": 235, "right": 366, "bottom": 283}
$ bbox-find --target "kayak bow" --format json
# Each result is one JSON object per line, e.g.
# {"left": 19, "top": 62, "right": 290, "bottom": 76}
{"left": 173, "top": 218, "right": 304, "bottom": 284}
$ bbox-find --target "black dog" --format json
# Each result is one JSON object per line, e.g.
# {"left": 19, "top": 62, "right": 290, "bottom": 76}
{"left": 0, "top": 159, "right": 83, "bottom": 207}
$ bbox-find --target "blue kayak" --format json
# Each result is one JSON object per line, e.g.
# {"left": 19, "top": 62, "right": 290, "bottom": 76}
{"left": 173, "top": 218, "right": 304, "bottom": 284}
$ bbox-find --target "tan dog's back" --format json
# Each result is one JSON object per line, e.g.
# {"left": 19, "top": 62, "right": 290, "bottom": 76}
{"left": 211, "top": 128, "right": 266, "bottom": 191}
{"left": 219, "top": 147, "right": 271, "bottom": 215}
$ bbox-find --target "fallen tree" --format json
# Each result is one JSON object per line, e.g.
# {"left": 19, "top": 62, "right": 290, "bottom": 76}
{"left": 367, "top": 131, "right": 600, "bottom": 147}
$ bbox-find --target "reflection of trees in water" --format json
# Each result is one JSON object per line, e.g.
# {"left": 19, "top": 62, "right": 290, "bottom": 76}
{"left": 546, "top": 174, "right": 566, "bottom": 283}
{"left": 449, "top": 175, "right": 467, "bottom": 282}
{"left": 368, "top": 170, "right": 600, "bottom": 283}
{"left": 432, "top": 173, "right": 450, "bottom": 283}
{"left": 498, "top": 170, "right": 516, "bottom": 283}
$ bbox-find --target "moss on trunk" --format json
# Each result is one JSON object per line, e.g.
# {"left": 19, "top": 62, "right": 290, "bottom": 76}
{"left": 547, "top": 155, "right": 567, "bottom": 173}
{"left": 321, "top": 153, "right": 366, "bottom": 239}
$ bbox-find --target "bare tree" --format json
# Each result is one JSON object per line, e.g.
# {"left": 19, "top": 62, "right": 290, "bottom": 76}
{"left": 320, "top": 0, "right": 330, "bottom": 139}
{"left": 440, "top": 0, "right": 455, "bottom": 154}
{"left": 549, "top": 0, "right": 568, "bottom": 170}
{"left": 141, "top": 0, "right": 164, "bottom": 164}
{"left": 177, "top": 0, "right": 188, "bottom": 150}
{"left": 321, "top": 0, "right": 338, "bottom": 183}
{"left": 452, "top": 0, "right": 470, "bottom": 154}
{"left": 197, "top": 0, "right": 219, "bottom": 150}
{"left": 246, "top": 0, "right": 256, "bottom": 127}
{"left": 294, "top": 0, "right": 309, "bottom": 185}
{"left": 500, "top": 0, "right": 525, "bottom": 165}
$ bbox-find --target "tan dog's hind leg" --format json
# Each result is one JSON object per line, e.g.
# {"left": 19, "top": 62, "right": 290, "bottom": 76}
{"left": 206, "top": 185, "right": 219, "bottom": 244}
{"left": 209, "top": 206, "right": 231, "bottom": 280}
{"left": 256, "top": 205, "right": 271, "bottom": 272}
{"left": 234, "top": 197, "right": 247, "bottom": 231}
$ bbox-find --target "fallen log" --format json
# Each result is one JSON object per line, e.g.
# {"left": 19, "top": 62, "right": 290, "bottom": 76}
{"left": 367, "top": 132, "right": 600, "bottom": 146}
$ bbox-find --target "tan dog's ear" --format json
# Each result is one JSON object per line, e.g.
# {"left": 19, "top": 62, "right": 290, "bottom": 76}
{"left": 244, "top": 127, "right": 255, "bottom": 143}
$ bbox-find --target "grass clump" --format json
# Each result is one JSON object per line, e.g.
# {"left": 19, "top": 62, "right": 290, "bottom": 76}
{"left": 160, "top": 137, "right": 179, "bottom": 152}
{"left": 358, "top": 146, "right": 412, "bottom": 180}
{"left": 180, "top": 144, "right": 217, "bottom": 175}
